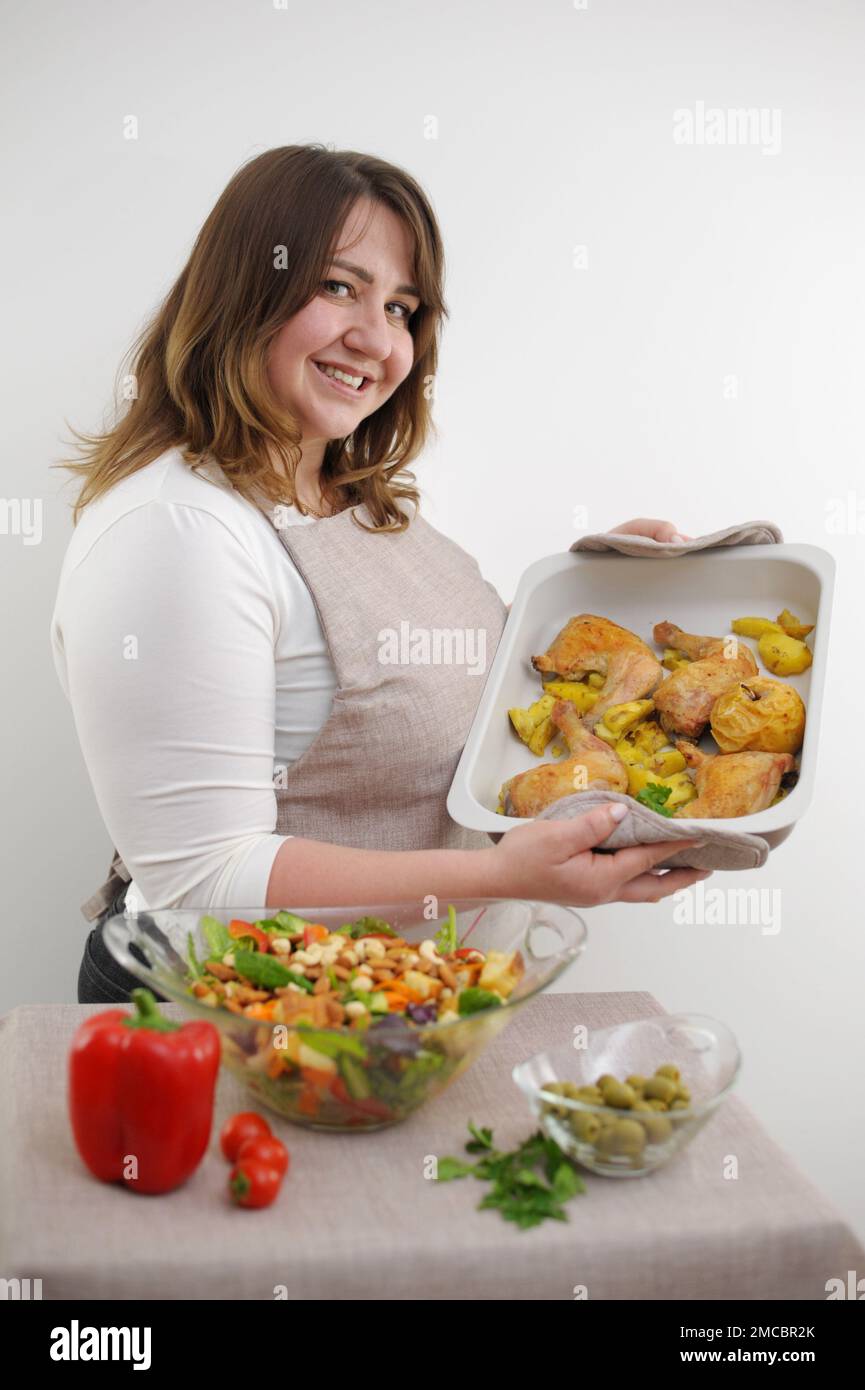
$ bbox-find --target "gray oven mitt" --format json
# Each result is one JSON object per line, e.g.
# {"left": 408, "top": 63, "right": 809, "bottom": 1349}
{"left": 534, "top": 519, "right": 785, "bottom": 872}
{"left": 572, "top": 519, "right": 783, "bottom": 557}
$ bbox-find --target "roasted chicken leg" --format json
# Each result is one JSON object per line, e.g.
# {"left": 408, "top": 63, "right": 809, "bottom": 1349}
{"left": 671, "top": 739, "right": 795, "bottom": 819}
{"left": 652, "top": 621, "right": 758, "bottom": 740}
{"left": 531, "top": 614, "right": 664, "bottom": 730}
{"left": 501, "top": 699, "right": 628, "bottom": 817}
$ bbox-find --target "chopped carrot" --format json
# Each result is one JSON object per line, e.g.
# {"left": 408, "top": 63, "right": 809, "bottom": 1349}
{"left": 384, "top": 983, "right": 424, "bottom": 1004}
{"left": 382, "top": 992, "right": 408, "bottom": 1012}
{"left": 265, "top": 1051, "right": 287, "bottom": 1079}
{"left": 303, "top": 924, "right": 329, "bottom": 946}
{"left": 245, "top": 1001, "right": 278, "bottom": 1021}
{"left": 300, "top": 1066, "right": 336, "bottom": 1089}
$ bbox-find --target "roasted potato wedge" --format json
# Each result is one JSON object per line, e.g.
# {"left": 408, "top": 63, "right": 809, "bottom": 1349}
{"left": 631, "top": 721, "right": 670, "bottom": 756}
{"left": 645, "top": 746, "right": 688, "bottom": 776}
{"left": 541, "top": 679, "right": 600, "bottom": 714}
{"left": 758, "top": 630, "right": 813, "bottom": 677}
{"left": 593, "top": 699, "right": 655, "bottom": 745}
{"left": 626, "top": 766, "right": 697, "bottom": 810}
{"left": 614, "top": 721, "right": 670, "bottom": 765}
{"left": 509, "top": 694, "right": 556, "bottom": 754}
{"left": 731, "top": 616, "right": 786, "bottom": 639}
{"left": 776, "top": 608, "right": 815, "bottom": 640}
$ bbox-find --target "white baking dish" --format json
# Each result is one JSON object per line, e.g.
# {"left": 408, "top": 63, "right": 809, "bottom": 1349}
{"left": 448, "top": 543, "right": 834, "bottom": 848}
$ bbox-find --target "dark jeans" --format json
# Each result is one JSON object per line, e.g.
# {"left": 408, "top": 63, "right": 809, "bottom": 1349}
{"left": 77, "top": 885, "right": 168, "bottom": 1004}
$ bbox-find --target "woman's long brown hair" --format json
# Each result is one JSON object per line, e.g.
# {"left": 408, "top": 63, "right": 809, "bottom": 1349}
{"left": 53, "top": 144, "right": 450, "bottom": 532}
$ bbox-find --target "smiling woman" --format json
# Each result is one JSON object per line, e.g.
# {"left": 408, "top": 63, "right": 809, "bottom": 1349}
{"left": 50, "top": 143, "right": 705, "bottom": 1004}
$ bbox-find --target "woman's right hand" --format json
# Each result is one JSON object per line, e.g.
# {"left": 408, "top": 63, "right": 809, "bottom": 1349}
{"left": 489, "top": 804, "right": 712, "bottom": 906}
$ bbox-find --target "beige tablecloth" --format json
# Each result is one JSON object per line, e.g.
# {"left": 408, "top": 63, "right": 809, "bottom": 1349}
{"left": 0, "top": 991, "right": 860, "bottom": 1300}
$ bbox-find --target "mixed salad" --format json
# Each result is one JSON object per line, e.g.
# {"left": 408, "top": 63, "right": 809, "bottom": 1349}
{"left": 185, "top": 907, "right": 525, "bottom": 1127}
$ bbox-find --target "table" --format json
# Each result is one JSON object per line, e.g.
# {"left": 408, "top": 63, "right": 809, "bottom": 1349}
{"left": 1, "top": 991, "right": 861, "bottom": 1300}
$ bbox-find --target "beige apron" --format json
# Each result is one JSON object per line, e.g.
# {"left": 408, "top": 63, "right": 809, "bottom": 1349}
{"left": 81, "top": 497, "right": 507, "bottom": 922}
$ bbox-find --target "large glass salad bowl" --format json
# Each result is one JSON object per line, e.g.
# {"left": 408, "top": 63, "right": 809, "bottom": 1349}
{"left": 103, "top": 899, "right": 587, "bottom": 1131}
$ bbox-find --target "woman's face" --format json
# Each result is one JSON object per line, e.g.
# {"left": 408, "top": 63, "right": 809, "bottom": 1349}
{"left": 266, "top": 198, "right": 421, "bottom": 453}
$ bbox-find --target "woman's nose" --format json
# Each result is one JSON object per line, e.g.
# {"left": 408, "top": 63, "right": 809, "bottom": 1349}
{"left": 342, "top": 304, "right": 395, "bottom": 358}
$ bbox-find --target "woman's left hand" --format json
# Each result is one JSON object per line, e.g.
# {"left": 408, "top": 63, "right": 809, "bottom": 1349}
{"left": 608, "top": 517, "right": 693, "bottom": 543}
{"left": 503, "top": 516, "right": 694, "bottom": 612}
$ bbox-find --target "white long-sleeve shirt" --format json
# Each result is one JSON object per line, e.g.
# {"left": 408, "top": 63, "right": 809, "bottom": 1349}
{"left": 50, "top": 447, "right": 337, "bottom": 913}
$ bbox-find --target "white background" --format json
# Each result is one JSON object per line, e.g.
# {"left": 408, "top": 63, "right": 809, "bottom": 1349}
{"left": 3, "top": 0, "right": 864, "bottom": 1247}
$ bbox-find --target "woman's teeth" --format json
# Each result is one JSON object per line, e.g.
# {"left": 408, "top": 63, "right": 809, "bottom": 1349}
{"left": 314, "top": 361, "right": 365, "bottom": 390}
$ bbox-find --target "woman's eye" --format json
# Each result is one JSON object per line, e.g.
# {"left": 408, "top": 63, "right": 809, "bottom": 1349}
{"left": 322, "top": 280, "right": 414, "bottom": 322}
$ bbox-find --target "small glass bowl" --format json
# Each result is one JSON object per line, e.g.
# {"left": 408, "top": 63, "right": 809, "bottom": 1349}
{"left": 513, "top": 1013, "right": 741, "bottom": 1177}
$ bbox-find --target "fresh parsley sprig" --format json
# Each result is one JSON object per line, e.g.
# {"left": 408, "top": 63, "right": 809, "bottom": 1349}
{"left": 435, "top": 1120, "right": 586, "bottom": 1229}
{"left": 635, "top": 783, "right": 675, "bottom": 817}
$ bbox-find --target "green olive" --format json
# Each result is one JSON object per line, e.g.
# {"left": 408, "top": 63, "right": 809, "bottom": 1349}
{"left": 569, "top": 1110, "right": 601, "bottom": 1142}
{"left": 632, "top": 1100, "right": 653, "bottom": 1112}
{"left": 541, "top": 1082, "right": 571, "bottom": 1118}
{"left": 646, "top": 1098, "right": 669, "bottom": 1112}
{"left": 675, "top": 1084, "right": 691, "bottom": 1104}
{"left": 644, "top": 1075, "right": 678, "bottom": 1104}
{"left": 598, "top": 1079, "right": 636, "bottom": 1109}
{"left": 640, "top": 1113, "right": 673, "bottom": 1143}
{"left": 655, "top": 1063, "right": 681, "bottom": 1083}
{"left": 561, "top": 1081, "right": 582, "bottom": 1099}
{"left": 576, "top": 1085, "right": 604, "bottom": 1104}
{"left": 595, "top": 1073, "right": 618, "bottom": 1090}
{"left": 594, "top": 1119, "right": 646, "bottom": 1157}
{"left": 670, "top": 1099, "right": 689, "bottom": 1111}
{"left": 626, "top": 1074, "right": 647, "bottom": 1090}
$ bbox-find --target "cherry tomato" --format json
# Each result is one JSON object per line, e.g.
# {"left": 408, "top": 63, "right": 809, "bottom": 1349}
{"left": 236, "top": 1134, "right": 290, "bottom": 1179}
{"left": 220, "top": 1111, "right": 271, "bottom": 1162}
{"left": 229, "top": 1156, "right": 283, "bottom": 1208}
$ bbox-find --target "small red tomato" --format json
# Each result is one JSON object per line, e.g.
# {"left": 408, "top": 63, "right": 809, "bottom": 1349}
{"left": 229, "top": 1156, "right": 283, "bottom": 1208}
{"left": 220, "top": 1111, "right": 271, "bottom": 1162}
{"left": 236, "top": 1134, "right": 290, "bottom": 1179}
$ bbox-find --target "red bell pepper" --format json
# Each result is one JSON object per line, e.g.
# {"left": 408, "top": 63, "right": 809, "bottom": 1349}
{"left": 229, "top": 919, "right": 270, "bottom": 952}
{"left": 68, "top": 988, "right": 221, "bottom": 1195}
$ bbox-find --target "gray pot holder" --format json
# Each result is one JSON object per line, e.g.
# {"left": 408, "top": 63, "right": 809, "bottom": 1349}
{"left": 533, "top": 520, "right": 786, "bottom": 873}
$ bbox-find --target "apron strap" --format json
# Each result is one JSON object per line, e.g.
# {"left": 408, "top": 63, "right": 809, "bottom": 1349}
{"left": 80, "top": 847, "right": 131, "bottom": 923}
